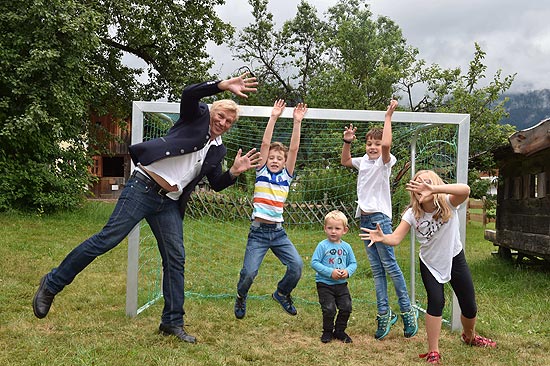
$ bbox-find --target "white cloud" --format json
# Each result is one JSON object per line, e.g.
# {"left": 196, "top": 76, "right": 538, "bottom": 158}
{"left": 207, "top": 0, "right": 550, "bottom": 93}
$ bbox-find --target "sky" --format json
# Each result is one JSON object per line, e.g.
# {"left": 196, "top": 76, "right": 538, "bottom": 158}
{"left": 207, "top": 0, "right": 550, "bottom": 94}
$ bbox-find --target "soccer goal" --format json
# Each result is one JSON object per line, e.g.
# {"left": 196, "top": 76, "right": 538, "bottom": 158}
{"left": 126, "top": 101, "right": 469, "bottom": 331}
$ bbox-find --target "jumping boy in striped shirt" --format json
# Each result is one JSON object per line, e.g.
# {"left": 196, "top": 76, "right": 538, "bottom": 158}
{"left": 234, "top": 99, "right": 307, "bottom": 319}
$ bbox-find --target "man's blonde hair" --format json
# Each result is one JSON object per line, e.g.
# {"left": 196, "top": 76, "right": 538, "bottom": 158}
{"left": 324, "top": 210, "right": 348, "bottom": 227}
{"left": 210, "top": 99, "right": 240, "bottom": 122}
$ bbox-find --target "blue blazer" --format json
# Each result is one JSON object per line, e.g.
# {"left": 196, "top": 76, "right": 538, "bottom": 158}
{"left": 128, "top": 80, "right": 235, "bottom": 217}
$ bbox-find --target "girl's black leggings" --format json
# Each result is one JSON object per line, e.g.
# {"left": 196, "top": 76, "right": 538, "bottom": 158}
{"left": 419, "top": 250, "right": 477, "bottom": 319}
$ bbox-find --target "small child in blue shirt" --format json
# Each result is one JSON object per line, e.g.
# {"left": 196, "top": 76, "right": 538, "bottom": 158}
{"left": 311, "top": 210, "right": 357, "bottom": 343}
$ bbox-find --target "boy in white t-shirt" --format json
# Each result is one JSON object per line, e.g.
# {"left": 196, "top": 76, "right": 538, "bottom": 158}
{"left": 341, "top": 100, "right": 417, "bottom": 340}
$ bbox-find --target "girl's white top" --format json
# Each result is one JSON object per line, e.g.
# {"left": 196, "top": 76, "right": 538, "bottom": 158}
{"left": 402, "top": 195, "right": 463, "bottom": 283}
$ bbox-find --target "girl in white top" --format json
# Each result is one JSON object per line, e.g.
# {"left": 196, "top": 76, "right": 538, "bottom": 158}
{"left": 360, "top": 170, "right": 496, "bottom": 364}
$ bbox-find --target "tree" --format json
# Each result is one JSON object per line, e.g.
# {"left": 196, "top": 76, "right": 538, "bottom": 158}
{"left": 97, "top": 0, "right": 233, "bottom": 102}
{"left": 308, "top": 0, "right": 414, "bottom": 110}
{"left": 280, "top": 1, "right": 328, "bottom": 99}
{"left": 0, "top": 0, "right": 233, "bottom": 212}
{"left": 232, "top": 1, "right": 515, "bottom": 171}
{"left": 229, "top": 0, "right": 329, "bottom": 105}
{"left": 403, "top": 43, "right": 516, "bottom": 172}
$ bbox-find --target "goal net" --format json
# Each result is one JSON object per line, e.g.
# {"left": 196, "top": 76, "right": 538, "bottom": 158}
{"left": 126, "top": 101, "right": 469, "bottom": 330}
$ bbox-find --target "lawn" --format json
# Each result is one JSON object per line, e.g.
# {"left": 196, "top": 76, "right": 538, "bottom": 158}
{"left": 0, "top": 201, "right": 548, "bottom": 366}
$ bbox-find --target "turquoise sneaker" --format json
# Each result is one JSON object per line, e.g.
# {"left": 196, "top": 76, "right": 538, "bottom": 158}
{"left": 375, "top": 309, "right": 398, "bottom": 340}
{"left": 402, "top": 308, "right": 419, "bottom": 338}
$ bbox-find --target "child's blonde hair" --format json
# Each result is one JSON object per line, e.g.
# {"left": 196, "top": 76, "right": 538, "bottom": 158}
{"left": 408, "top": 170, "right": 452, "bottom": 222}
{"left": 210, "top": 99, "right": 240, "bottom": 122}
{"left": 269, "top": 141, "right": 289, "bottom": 159}
{"left": 324, "top": 210, "right": 348, "bottom": 227}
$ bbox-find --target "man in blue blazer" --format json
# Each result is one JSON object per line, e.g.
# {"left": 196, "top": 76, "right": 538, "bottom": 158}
{"left": 33, "top": 73, "right": 260, "bottom": 344}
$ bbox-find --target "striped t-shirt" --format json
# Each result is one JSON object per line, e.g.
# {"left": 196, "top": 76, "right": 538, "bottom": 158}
{"left": 251, "top": 165, "right": 294, "bottom": 223}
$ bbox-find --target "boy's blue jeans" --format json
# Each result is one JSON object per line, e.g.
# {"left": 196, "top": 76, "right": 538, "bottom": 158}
{"left": 44, "top": 175, "right": 187, "bottom": 327}
{"left": 237, "top": 222, "right": 303, "bottom": 297}
{"left": 360, "top": 212, "right": 412, "bottom": 314}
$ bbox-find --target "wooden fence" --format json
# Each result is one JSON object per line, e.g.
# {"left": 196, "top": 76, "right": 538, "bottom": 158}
{"left": 188, "top": 192, "right": 494, "bottom": 228}
{"left": 467, "top": 197, "right": 494, "bottom": 226}
{"left": 187, "top": 191, "right": 357, "bottom": 227}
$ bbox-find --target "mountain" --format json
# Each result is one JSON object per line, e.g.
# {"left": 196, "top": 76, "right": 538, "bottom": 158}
{"left": 500, "top": 89, "right": 550, "bottom": 130}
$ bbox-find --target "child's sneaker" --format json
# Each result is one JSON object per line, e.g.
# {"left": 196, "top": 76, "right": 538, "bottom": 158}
{"left": 272, "top": 291, "right": 297, "bottom": 315}
{"left": 401, "top": 307, "right": 419, "bottom": 338}
{"left": 333, "top": 331, "right": 353, "bottom": 343}
{"left": 234, "top": 295, "right": 247, "bottom": 319}
{"left": 320, "top": 331, "right": 333, "bottom": 343}
{"left": 419, "top": 351, "right": 441, "bottom": 364}
{"left": 374, "top": 309, "right": 398, "bottom": 340}
{"left": 461, "top": 333, "right": 497, "bottom": 348}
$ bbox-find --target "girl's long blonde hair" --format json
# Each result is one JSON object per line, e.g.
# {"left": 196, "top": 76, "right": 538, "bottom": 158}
{"left": 408, "top": 170, "right": 453, "bottom": 222}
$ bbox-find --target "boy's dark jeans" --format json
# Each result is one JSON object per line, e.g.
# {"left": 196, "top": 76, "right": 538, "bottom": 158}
{"left": 316, "top": 282, "right": 352, "bottom": 332}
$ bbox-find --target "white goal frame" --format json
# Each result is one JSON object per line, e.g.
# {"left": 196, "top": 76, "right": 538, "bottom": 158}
{"left": 126, "top": 101, "right": 470, "bottom": 331}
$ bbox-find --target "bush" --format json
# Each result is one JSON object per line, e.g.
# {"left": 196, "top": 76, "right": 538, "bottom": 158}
{"left": 0, "top": 153, "right": 89, "bottom": 214}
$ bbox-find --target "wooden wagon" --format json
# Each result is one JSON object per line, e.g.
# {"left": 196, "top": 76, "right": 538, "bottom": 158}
{"left": 484, "top": 118, "right": 550, "bottom": 263}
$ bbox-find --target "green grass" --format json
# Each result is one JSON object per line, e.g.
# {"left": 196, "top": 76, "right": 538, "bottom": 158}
{"left": 0, "top": 201, "right": 549, "bottom": 366}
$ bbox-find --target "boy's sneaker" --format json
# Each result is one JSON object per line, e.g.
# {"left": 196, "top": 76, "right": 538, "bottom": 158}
{"left": 419, "top": 351, "right": 441, "bottom": 364}
{"left": 333, "top": 331, "right": 353, "bottom": 343}
{"left": 401, "top": 307, "right": 419, "bottom": 338}
{"left": 234, "top": 295, "right": 247, "bottom": 319}
{"left": 374, "top": 309, "right": 398, "bottom": 340}
{"left": 272, "top": 291, "right": 297, "bottom": 315}
{"left": 461, "top": 333, "right": 497, "bottom": 348}
{"left": 320, "top": 331, "right": 333, "bottom": 343}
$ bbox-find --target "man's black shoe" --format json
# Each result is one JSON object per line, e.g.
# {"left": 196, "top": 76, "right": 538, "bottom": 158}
{"left": 159, "top": 323, "right": 197, "bottom": 344}
{"left": 33, "top": 275, "right": 55, "bottom": 319}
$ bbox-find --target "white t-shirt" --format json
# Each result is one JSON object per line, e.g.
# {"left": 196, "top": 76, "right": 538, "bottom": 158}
{"left": 143, "top": 136, "right": 222, "bottom": 200}
{"left": 402, "top": 195, "right": 463, "bottom": 283}
{"left": 351, "top": 154, "right": 396, "bottom": 219}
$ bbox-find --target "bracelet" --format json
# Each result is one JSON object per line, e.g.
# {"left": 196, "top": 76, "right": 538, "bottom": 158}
{"left": 228, "top": 170, "right": 237, "bottom": 180}
{"left": 343, "top": 139, "right": 353, "bottom": 144}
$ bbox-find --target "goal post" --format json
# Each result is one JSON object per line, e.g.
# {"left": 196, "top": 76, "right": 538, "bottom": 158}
{"left": 126, "top": 101, "right": 469, "bottom": 331}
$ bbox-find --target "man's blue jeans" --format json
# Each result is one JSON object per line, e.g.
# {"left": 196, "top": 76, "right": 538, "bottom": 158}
{"left": 237, "top": 222, "right": 303, "bottom": 297}
{"left": 44, "top": 175, "right": 186, "bottom": 326}
{"left": 360, "top": 212, "right": 412, "bottom": 314}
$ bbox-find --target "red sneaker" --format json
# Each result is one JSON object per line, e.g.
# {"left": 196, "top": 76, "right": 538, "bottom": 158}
{"left": 462, "top": 333, "right": 497, "bottom": 348}
{"left": 419, "top": 351, "right": 441, "bottom": 364}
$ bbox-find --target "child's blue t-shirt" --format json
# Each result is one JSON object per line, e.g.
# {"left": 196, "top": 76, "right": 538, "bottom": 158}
{"left": 311, "top": 239, "right": 357, "bottom": 285}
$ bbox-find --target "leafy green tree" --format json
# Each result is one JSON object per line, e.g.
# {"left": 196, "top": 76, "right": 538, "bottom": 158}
{"left": 309, "top": 0, "right": 414, "bottom": 110}
{"left": 96, "top": 0, "right": 233, "bottom": 101}
{"left": 229, "top": 0, "right": 328, "bottom": 105}
{"left": 0, "top": 0, "right": 233, "bottom": 212}
{"left": 402, "top": 43, "right": 516, "bottom": 172}
{"left": 1, "top": 0, "right": 102, "bottom": 212}
{"left": 231, "top": 0, "right": 515, "bottom": 182}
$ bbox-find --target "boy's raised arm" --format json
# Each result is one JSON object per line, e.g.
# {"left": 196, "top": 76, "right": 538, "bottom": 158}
{"left": 341, "top": 124, "right": 357, "bottom": 168}
{"left": 259, "top": 99, "right": 286, "bottom": 165}
{"left": 381, "top": 99, "right": 397, "bottom": 164}
{"left": 286, "top": 103, "right": 307, "bottom": 176}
